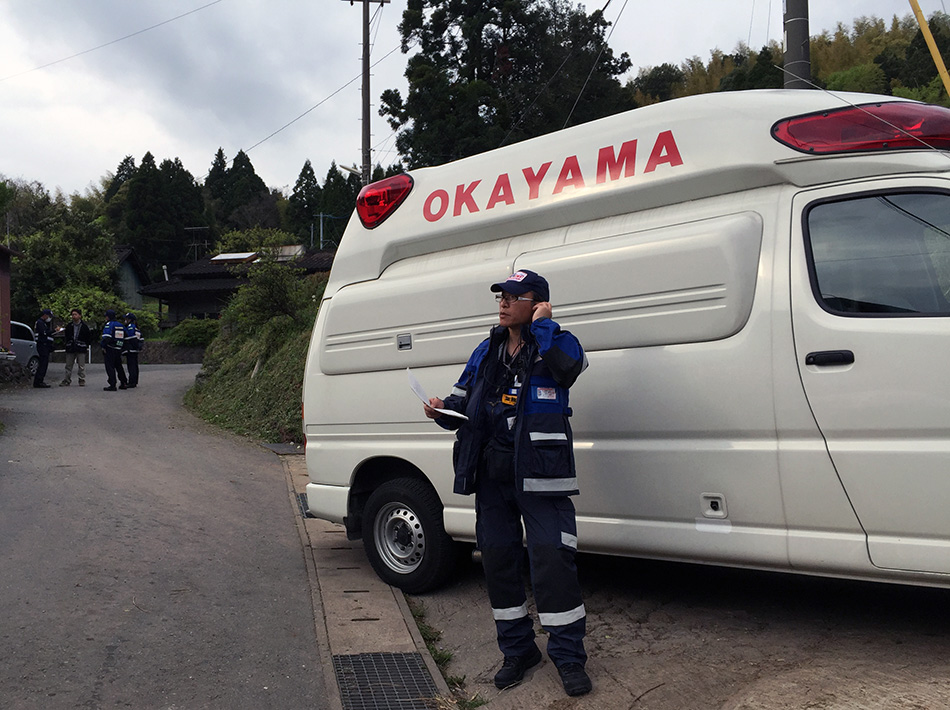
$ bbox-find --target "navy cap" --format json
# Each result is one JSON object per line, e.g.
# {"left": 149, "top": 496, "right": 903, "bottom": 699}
{"left": 105, "top": 309, "right": 116, "bottom": 318}
{"left": 124, "top": 312, "right": 136, "bottom": 321}
{"left": 490, "top": 269, "right": 550, "bottom": 302}
{"left": 40, "top": 308, "right": 53, "bottom": 316}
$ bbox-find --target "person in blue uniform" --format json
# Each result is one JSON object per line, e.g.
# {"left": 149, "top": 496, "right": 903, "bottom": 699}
{"left": 33, "top": 308, "right": 56, "bottom": 388}
{"left": 100, "top": 309, "right": 128, "bottom": 391}
{"left": 423, "top": 269, "right": 592, "bottom": 697}
{"left": 122, "top": 312, "right": 142, "bottom": 388}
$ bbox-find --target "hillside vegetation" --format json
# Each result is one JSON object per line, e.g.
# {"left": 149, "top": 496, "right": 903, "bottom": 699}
{"left": 184, "top": 259, "right": 326, "bottom": 443}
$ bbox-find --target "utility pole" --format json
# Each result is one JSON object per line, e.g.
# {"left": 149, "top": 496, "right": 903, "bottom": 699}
{"left": 343, "top": 0, "right": 390, "bottom": 185}
{"left": 783, "top": 0, "right": 811, "bottom": 88}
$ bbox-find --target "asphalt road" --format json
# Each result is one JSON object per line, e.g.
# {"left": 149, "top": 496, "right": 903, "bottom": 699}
{"left": 0, "top": 365, "right": 327, "bottom": 710}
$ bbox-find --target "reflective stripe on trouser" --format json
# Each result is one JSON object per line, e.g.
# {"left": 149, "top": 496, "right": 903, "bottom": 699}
{"left": 476, "top": 473, "right": 587, "bottom": 666}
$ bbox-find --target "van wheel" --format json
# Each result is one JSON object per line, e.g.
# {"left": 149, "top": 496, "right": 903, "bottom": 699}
{"left": 362, "top": 478, "right": 456, "bottom": 594}
{"left": 27, "top": 356, "right": 38, "bottom": 375}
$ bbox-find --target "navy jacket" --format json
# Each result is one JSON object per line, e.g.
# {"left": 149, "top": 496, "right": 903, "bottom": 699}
{"left": 63, "top": 322, "right": 92, "bottom": 353}
{"left": 123, "top": 323, "right": 143, "bottom": 354}
{"left": 34, "top": 318, "right": 54, "bottom": 354}
{"left": 101, "top": 320, "right": 126, "bottom": 351}
{"left": 437, "top": 317, "right": 587, "bottom": 497}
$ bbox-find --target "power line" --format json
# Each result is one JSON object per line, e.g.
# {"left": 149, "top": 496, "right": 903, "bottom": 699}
{"left": 0, "top": 0, "right": 226, "bottom": 83}
{"left": 243, "top": 44, "right": 403, "bottom": 156}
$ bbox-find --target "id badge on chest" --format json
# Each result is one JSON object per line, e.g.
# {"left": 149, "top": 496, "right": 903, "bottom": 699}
{"left": 501, "top": 374, "right": 522, "bottom": 406}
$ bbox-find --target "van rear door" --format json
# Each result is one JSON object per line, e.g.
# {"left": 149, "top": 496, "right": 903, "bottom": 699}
{"left": 790, "top": 182, "right": 950, "bottom": 574}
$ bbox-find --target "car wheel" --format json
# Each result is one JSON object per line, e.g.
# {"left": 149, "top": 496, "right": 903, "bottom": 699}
{"left": 27, "top": 356, "right": 39, "bottom": 375}
{"left": 362, "top": 477, "right": 456, "bottom": 594}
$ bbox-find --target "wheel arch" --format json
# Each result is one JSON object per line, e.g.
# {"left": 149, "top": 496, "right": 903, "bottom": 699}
{"left": 346, "top": 456, "right": 439, "bottom": 539}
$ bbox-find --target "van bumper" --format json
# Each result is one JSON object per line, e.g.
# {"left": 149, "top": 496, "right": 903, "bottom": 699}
{"left": 305, "top": 482, "right": 350, "bottom": 526}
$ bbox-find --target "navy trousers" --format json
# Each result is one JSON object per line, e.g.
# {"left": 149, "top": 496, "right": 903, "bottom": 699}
{"left": 475, "top": 473, "right": 587, "bottom": 667}
{"left": 103, "top": 348, "right": 127, "bottom": 387}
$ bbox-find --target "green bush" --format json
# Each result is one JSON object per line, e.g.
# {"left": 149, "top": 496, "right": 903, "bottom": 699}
{"left": 167, "top": 318, "right": 220, "bottom": 347}
{"left": 184, "top": 272, "right": 327, "bottom": 443}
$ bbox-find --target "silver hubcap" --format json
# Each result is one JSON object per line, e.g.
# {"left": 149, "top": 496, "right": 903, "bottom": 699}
{"left": 374, "top": 502, "right": 425, "bottom": 574}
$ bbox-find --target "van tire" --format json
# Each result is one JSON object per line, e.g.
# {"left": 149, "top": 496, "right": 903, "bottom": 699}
{"left": 362, "top": 478, "right": 456, "bottom": 594}
{"left": 28, "top": 356, "right": 38, "bottom": 375}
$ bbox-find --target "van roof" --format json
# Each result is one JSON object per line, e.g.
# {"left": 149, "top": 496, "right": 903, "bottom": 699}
{"left": 329, "top": 90, "right": 950, "bottom": 293}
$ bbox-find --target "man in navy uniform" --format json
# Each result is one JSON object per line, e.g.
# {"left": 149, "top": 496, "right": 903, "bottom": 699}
{"left": 100, "top": 309, "right": 128, "bottom": 391}
{"left": 122, "top": 312, "right": 142, "bottom": 388}
{"left": 33, "top": 308, "right": 55, "bottom": 388}
{"left": 424, "top": 269, "right": 592, "bottom": 697}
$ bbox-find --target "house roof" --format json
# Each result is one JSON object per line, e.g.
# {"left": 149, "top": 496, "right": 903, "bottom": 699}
{"left": 114, "top": 245, "right": 151, "bottom": 285}
{"left": 140, "top": 277, "right": 245, "bottom": 297}
{"left": 0, "top": 243, "right": 23, "bottom": 259}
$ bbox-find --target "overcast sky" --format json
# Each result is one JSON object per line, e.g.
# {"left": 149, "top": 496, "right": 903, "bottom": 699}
{"left": 0, "top": 0, "right": 934, "bottom": 197}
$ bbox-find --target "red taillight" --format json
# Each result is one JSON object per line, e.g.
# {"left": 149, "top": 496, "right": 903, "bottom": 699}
{"left": 356, "top": 174, "right": 414, "bottom": 229}
{"left": 772, "top": 101, "right": 950, "bottom": 154}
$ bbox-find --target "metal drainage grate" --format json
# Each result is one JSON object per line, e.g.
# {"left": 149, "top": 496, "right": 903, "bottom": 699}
{"left": 297, "top": 492, "right": 315, "bottom": 518}
{"left": 333, "top": 652, "right": 439, "bottom": 710}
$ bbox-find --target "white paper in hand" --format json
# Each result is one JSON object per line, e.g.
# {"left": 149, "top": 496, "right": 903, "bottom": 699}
{"left": 408, "top": 368, "right": 468, "bottom": 420}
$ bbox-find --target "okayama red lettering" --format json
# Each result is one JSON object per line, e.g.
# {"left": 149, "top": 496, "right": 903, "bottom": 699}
{"left": 486, "top": 174, "right": 515, "bottom": 209}
{"left": 453, "top": 180, "right": 482, "bottom": 216}
{"left": 424, "top": 189, "right": 450, "bottom": 222}
{"left": 522, "top": 162, "right": 552, "bottom": 200}
{"left": 644, "top": 130, "right": 683, "bottom": 173}
{"left": 553, "top": 155, "right": 585, "bottom": 194}
{"left": 596, "top": 140, "right": 637, "bottom": 183}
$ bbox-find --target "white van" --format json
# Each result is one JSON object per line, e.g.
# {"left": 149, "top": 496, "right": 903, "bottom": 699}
{"left": 303, "top": 89, "right": 950, "bottom": 593}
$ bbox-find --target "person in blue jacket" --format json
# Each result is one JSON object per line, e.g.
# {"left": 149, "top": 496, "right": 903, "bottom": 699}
{"left": 424, "top": 269, "right": 591, "bottom": 697}
{"left": 122, "top": 312, "right": 142, "bottom": 388}
{"left": 100, "top": 309, "right": 128, "bottom": 391}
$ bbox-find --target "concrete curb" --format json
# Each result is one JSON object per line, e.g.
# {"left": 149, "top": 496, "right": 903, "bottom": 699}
{"left": 277, "top": 453, "right": 453, "bottom": 707}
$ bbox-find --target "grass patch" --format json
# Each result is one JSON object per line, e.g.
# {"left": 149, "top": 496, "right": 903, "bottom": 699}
{"left": 406, "top": 597, "right": 487, "bottom": 710}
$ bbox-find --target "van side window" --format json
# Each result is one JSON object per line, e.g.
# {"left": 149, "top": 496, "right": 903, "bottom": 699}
{"left": 806, "top": 192, "right": 950, "bottom": 316}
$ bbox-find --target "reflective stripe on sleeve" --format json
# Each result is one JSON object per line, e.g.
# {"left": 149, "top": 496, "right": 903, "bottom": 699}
{"left": 523, "top": 477, "right": 578, "bottom": 493}
{"left": 451, "top": 386, "right": 467, "bottom": 397}
{"left": 492, "top": 603, "right": 529, "bottom": 621}
{"left": 528, "top": 432, "right": 568, "bottom": 442}
{"left": 539, "top": 604, "right": 586, "bottom": 627}
{"left": 561, "top": 532, "right": 577, "bottom": 550}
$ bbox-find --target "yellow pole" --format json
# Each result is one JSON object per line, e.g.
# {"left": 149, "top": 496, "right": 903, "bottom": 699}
{"left": 909, "top": 0, "right": 950, "bottom": 99}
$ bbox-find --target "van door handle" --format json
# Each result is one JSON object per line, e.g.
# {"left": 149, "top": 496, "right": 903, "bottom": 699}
{"left": 805, "top": 350, "right": 854, "bottom": 366}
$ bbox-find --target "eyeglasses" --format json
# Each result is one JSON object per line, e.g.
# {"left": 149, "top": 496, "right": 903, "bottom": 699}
{"left": 495, "top": 293, "right": 536, "bottom": 304}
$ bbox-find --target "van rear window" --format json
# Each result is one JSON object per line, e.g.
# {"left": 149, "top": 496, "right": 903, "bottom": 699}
{"left": 806, "top": 192, "right": 950, "bottom": 316}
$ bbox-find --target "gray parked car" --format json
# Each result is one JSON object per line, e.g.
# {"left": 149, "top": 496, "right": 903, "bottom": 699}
{"left": 10, "top": 321, "right": 39, "bottom": 375}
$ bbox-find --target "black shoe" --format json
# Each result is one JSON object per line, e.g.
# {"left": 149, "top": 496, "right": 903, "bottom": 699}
{"left": 33, "top": 382, "right": 51, "bottom": 388}
{"left": 103, "top": 386, "right": 117, "bottom": 391}
{"left": 556, "top": 663, "right": 592, "bottom": 697}
{"left": 493, "top": 645, "right": 542, "bottom": 690}
{"left": 127, "top": 384, "right": 136, "bottom": 388}
{"left": 118, "top": 384, "right": 128, "bottom": 390}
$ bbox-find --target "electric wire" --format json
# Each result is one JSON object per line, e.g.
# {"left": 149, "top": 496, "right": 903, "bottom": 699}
{"left": 243, "top": 44, "right": 403, "bottom": 155}
{"left": 0, "top": 0, "right": 225, "bottom": 83}
{"left": 562, "top": 0, "right": 630, "bottom": 129}
{"left": 501, "top": 0, "right": 625, "bottom": 145}
{"left": 773, "top": 63, "right": 950, "bottom": 163}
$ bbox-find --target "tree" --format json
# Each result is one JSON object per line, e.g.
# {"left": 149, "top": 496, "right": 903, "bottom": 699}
{"left": 217, "top": 150, "right": 279, "bottom": 231}
{"left": 122, "top": 153, "right": 206, "bottom": 277}
{"left": 286, "top": 160, "right": 322, "bottom": 240}
{"left": 318, "top": 163, "right": 361, "bottom": 248}
{"left": 719, "top": 45, "right": 783, "bottom": 91}
{"left": 630, "top": 63, "right": 685, "bottom": 103}
{"left": 381, "top": 0, "right": 634, "bottom": 168}
{"left": 10, "top": 204, "right": 117, "bottom": 320}
{"left": 214, "top": 227, "right": 299, "bottom": 254}
{"left": 826, "top": 63, "right": 889, "bottom": 93}
{"left": 104, "top": 155, "right": 136, "bottom": 204}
